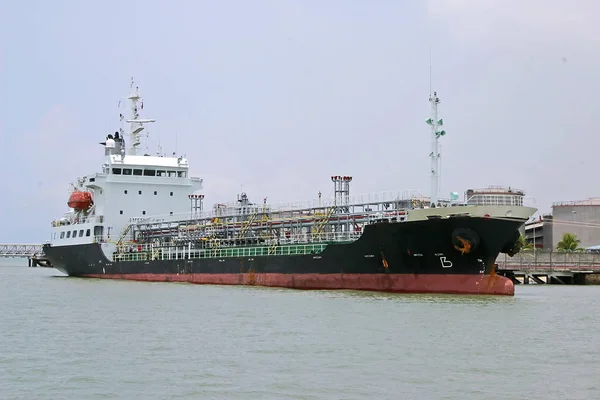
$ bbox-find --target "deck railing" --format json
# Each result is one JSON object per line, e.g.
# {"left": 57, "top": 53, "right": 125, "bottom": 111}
{"left": 175, "top": 231, "right": 363, "bottom": 245}
{"left": 114, "top": 243, "right": 330, "bottom": 262}
{"left": 52, "top": 215, "right": 104, "bottom": 227}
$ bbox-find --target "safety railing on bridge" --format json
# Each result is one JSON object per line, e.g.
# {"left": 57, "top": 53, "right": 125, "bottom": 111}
{"left": 0, "top": 244, "right": 44, "bottom": 258}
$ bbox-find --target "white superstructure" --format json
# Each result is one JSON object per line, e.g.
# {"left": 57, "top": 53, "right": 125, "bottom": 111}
{"left": 49, "top": 79, "right": 202, "bottom": 251}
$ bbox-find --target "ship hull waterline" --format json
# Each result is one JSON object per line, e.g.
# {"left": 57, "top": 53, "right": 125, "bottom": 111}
{"left": 81, "top": 272, "right": 514, "bottom": 296}
{"left": 42, "top": 216, "right": 524, "bottom": 296}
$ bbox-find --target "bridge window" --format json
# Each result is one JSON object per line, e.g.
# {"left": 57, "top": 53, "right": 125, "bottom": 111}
{"left": 60, "top": 232, "right": 65, "bottom": 239}
{"left": 157, "top": 170, "right": 166, "bottom": 177}
{"left": 168, "top": 171, "right": 177, "bottom": 177}
{"left": 86, "top": 229, "right": 91, "bottom": 237}
{"left": 178, "top": 171, "right": 187, "bottom": 178}
{"left": 133, "top": 169, "right": 142, "bottom": 176}
{"left": 94, "top": 226, "right": 103, "bottom": 237}
{"left": 143, "top": 169, "right": 156, "bottom": 176}
{"left": 123, "top": 168, "right": 132, "bottom": 175}
{"left": 112, "top": 168, "right": 122, "bottom": 175}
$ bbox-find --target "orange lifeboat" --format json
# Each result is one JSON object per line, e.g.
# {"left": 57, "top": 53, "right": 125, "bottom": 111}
{"left": 67, "top": 190, "right": 93, "bottom": 210}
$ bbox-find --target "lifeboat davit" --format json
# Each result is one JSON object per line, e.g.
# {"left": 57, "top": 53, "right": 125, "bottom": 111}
{"left": 67, "top": 190, "right": 93, "bottom": 210}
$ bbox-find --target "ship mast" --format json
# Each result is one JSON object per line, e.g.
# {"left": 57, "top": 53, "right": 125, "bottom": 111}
{"left": 427, "top": 91, "right": 446, "bottom": 206}
{"left": 125, "top": 78, "right": 156, "bottom": 156}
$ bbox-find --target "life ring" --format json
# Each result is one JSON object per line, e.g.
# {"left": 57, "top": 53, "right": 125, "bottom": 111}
{"left": 500, "top": 230, "right": 522, "bottom": 257}
{"left": 451, "top": 228, "right": 480, "bottom": 255}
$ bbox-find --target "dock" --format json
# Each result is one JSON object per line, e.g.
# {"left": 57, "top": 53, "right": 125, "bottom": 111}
{"left": 0, "top": 243, "right": 52, "bottom": 267}
{"left": 496, "top": 250, "right": 600, "bottom": 285}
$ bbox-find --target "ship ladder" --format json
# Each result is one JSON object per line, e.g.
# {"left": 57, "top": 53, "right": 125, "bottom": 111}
{"left": 211, "top": 243, "right": 220, "bottom": 258}
{"left": 260, "top": 210, "right": 270, "bottom": 225}
{"left": 117, "top": 224, "right": 134, "bottom": 247}
{"left": 268, "top": 242, "right": 278, "bottom": 255}
{"left": 206, "top": 219, "right": 225, "bottom": 244}
{"left": 151, "top": 246, "right": 159, "bottom": 261}
{"left": 313, "top": 206, "right": 336, "bottom": 240}
{"left": 208, "top": 234, "right": 221, "bottom": 257}
{"left": 237, "top": 209, "right": 258, "bottom": 238}
{"left": 206, "top": 218, "right": 224, "bottom": 251}
{"left": 210, "top": 228, "right": 222, "bottom": 257}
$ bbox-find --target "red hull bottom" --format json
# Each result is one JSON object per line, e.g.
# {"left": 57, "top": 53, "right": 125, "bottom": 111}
{"left": 82, "top": 273, "right": 514, "bottom": 296}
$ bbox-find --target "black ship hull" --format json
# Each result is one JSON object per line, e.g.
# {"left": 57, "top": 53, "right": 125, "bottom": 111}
{"left": 42, "top": 216, "right": 525, "bottom": 295}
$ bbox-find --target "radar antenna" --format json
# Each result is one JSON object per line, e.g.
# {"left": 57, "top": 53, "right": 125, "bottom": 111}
{"left": 125, "top": 77, "right": 156, "bottom": 156}
{"left": 427, "top": 91, "right": 446, "bottom": 206}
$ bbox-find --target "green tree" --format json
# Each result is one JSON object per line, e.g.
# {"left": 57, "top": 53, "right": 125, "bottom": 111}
{"left": 556, "top": 232, "right": 582, "bottom": 252}
{"left": 519, "top": 234, "right": 534, "bottom": 250}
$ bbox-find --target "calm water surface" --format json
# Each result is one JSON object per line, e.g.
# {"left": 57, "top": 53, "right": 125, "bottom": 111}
{"left": 1, "top": 265, "right": 599, "bottom": 400}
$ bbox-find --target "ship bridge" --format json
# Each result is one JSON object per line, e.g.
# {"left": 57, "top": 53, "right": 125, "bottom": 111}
{"left": 105, "top": 154, "right": 191, "bottom": 178}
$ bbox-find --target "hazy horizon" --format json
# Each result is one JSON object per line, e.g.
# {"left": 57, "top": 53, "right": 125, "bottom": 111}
{"left": 1, "top": 0, "right": 598, "bottom": 242}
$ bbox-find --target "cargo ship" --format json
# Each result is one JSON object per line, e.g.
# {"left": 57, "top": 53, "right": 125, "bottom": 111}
{"left": 42, "top": 79, "right": 536, "bottom": 295}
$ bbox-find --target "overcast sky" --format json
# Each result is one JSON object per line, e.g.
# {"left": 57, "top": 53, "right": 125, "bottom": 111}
{"left": 1, "top": 0, "right": 598, "bottom": 242}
